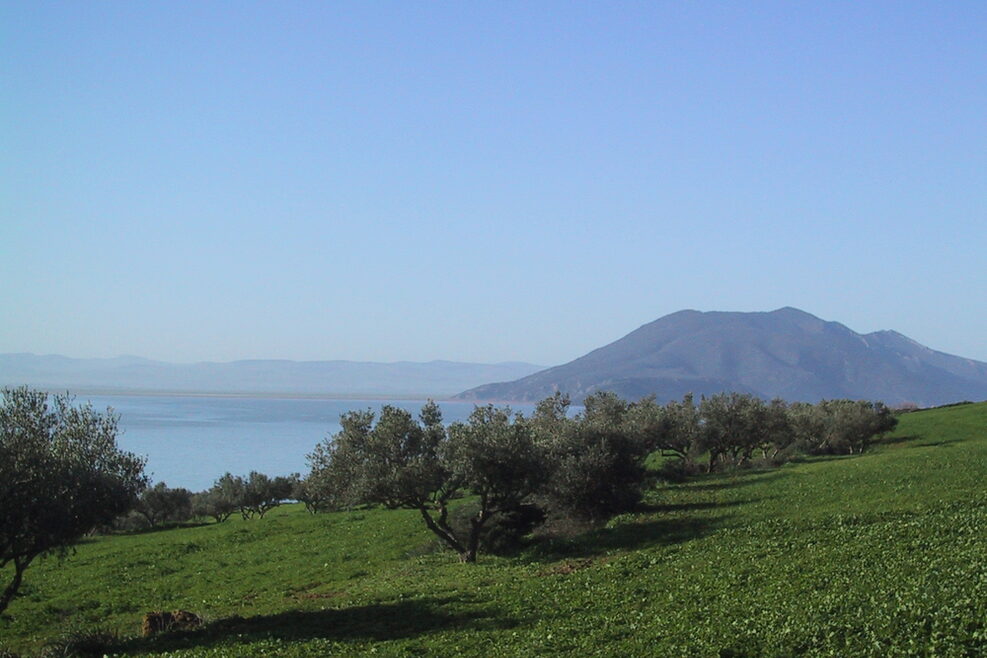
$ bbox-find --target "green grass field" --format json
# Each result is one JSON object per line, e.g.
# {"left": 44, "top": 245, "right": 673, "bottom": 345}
{"left": 3, "top": 402, "right": 987, "bottom": 656}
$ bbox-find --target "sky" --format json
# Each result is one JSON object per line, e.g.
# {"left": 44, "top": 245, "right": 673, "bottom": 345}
{"left": 2, "top": 2, "right": 986, "bottom": 366}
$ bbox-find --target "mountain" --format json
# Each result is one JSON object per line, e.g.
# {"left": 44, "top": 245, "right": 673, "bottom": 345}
{"left": 0, "top": 354, "right": 544, "bottom": 398}
{"left": 456, "top": 308, "right": 987, "bottom": 406}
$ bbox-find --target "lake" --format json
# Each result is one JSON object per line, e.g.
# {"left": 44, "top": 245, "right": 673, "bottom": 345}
{"left": 79, "top": 394, "right": 536, "bottom": 491}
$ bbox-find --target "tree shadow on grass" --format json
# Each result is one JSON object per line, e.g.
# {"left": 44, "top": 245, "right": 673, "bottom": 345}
{"left": 642, "top": 498, "right": 760, "bottom": 514}
{"left": 913, "top": 439, "right": 962, "bottom": 449}
{"left": 117, "top": 595, "right": 519, "bottom": 655}
{"left": 676, "top": 469, "right": 787, "bottom": 492}
{"left": 874, "top": 433, "right": 922, "bottom": 447}
{"left": 525, "top": 511, "right": 732, "bottom": 562}
{"left": 579, "top": 515, "right": 726, "bottom": 555}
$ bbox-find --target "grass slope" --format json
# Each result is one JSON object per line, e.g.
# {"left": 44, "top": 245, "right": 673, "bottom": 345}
{"left": 3, "top": 403, "right": 987, "bottom": 656}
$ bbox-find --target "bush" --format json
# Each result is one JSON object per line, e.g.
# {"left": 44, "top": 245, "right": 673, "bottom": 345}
{"left": 37, "top": 628, "right": 120, "bottom": 658}
{"left": 654, "top": 456, "right": 704, "bottom": 482}
{"left": 111, "top": 510, "right": 153, "bottom": 533}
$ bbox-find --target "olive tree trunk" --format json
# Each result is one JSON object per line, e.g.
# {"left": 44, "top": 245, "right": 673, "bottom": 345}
{"left": 0, "top": 556, "right": 30, "bottom": 616}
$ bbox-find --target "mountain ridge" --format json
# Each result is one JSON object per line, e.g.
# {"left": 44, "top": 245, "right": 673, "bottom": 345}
{"left": 455, "top": 308, "right": 987, "bottom": 406}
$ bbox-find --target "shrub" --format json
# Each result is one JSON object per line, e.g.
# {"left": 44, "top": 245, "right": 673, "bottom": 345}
{"left": 37, "top": 628, "right": 120, "bottom": 658}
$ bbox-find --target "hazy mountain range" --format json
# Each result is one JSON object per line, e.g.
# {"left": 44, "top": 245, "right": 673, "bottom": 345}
{"left": 6, "top": 308, "right": 986, "bottom": 406}
{"left": 456, "top": 307, "right": 987, "bottom": 407}
{"left": 0, "top": 354, "right": 544, "bottom": 398}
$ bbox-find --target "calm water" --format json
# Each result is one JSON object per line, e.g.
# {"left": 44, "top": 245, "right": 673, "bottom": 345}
{"left": 81, "top": 394, "right": 536, "bottom": 491}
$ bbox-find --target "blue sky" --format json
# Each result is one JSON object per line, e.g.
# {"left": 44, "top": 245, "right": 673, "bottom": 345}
{"left": 2, "top": 2, "right": 985, "bottom": 365}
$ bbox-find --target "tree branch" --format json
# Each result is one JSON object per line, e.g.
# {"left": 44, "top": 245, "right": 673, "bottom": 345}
{"left": 418, "top": 506, "right": 466, "bottom": 555}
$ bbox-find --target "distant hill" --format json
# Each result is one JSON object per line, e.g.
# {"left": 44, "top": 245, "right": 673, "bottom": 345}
{"left": 0, "top": 354, "right": 544, "bottom": 398}
{"left": 456, "top": 307, "right": 987, "bottom": 406}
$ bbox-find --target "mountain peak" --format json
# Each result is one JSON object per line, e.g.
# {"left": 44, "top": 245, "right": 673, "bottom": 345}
{"left": 770, "top": 306, "right": 813, "bottom": 316}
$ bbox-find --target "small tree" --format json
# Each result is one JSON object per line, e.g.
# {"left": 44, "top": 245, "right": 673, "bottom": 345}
{"left": 135, "top": 482, "right": 193, "bottom": 528}
{"left": 191, "top": 488, "right": 237, "bottom": 523}
{"left": 190, "top": 473, "right": 245, "bottom": 523}
{"left": 812, "top": 399, "right": 898, "bottom": 454}
{"left": 789, "top": 401, "right": 829, "bottom": 454}
{"left": 214, "top": 472, "right": 246, "bottom": 515}
{"left": 758, "top": 398, "right": 795, "bottom": 462}
{"left": 307, "top": 401, "right": 545, "bottom": 563}
{"left": 307, "top": 402, "right": 460, "bottom": 549}
{"left": 291, "top": 475, "right": 332, "bottom": 514}
{"left": 0, "top": 387, "right": 147, "bottom": 615}
{"left": 630, "top": 394, "right": 701, "bottom": 465}
{"left": 697, "top": 393, "right": 769, "bottom": 471}
{"left": 445, "top": 405, "right": 546, "bottom": 561}
{"left": 528, "top": 391, "right": 572, "bottom": 440}
{"left": 538, "top": 392, "right": 656, "bottom": 521}
{"left": 240, "top": 472, "right": 295, "bottom": 518}
{"left": 789, "top": 399, "right": 898, "bottom": 455}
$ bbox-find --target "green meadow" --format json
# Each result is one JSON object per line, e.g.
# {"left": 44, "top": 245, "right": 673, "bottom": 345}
{"left": 3, "top": 403, "right": 987, "bottom": 656}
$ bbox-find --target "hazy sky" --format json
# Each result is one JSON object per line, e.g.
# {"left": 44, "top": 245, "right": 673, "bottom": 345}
{"left": 3, "top": 2, "right": 985, "bottom": 365}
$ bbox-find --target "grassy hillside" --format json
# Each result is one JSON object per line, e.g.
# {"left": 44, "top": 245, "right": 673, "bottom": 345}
{"left": 3, "top": 403, "right": 987, "bottom": 656}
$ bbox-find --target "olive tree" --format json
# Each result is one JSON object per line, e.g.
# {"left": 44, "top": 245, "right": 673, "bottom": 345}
{"left": 135, "top": 482, "right": 193, "bottom": 528}
{"left": 0, "top": 387, "right": 147, "bottom": 615}
{"left": 291, "top": 475, "right": 332, "bottom": 514}
{"left": 307, "top": 401, "right": 544, "bottom": 563}
{"left": 445, "top": 405, "right": 545, "bottom": 561}
{"left": 800, "top": 399, "right": 898, "bottom": 454}
{"left": 789, "top": 401, "right": 828, "bottom": 453}
{"left": 191, "top": 488, "right": 237, "bottom": 523}
{"left": 197, "top": 471, "right": 294, "bottom": 520}
{"left": 660, "top": 394, "right": 700, "bottom": 462}
{"left": 239, "top": 472, "right": 296, "bottom": 518}
{"left": 191, "top": 472, "right": 243, "bottom": 523}
{"left": 307, "top": 402, "right": 459, "bottom": 550}
{"left": 697, "top": 393, "right": 770, "bottom": 471}
{"left": 538, "top": 392, "right": 657, "bottom": 521}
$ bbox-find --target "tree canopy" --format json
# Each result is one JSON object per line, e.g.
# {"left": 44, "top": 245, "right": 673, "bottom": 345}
{"left": 0, "top": 387, "right": 147, "bottom": 614}
{"left": 307, "top": 401, "right": 544, "bottom": 562}
{"left": 304, "top": 392, "right": 901, "bottom": 563}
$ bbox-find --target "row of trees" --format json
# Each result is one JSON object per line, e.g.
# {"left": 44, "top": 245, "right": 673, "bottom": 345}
{"left": 652, "top": 393, "right": 898, "bottom": 473}
{"left": 0, "top": 386, "right": 898, "bottom": 615}
{"left": 194, "top": 472, "right": 296, "bottom": 521}
{"left": 303, "top": 392, "right": 897, "bottom": 562}
{"left": 120, "top": 472, "right": 299, "bottom": 531}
